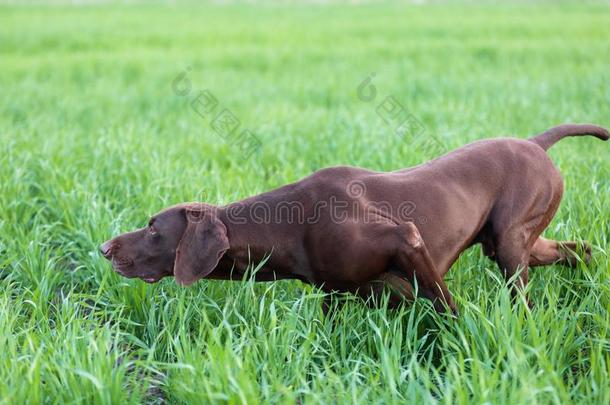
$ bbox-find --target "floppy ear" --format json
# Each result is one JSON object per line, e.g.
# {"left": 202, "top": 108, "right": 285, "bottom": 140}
{"left": 174, "top": 207, "right": 229, "bottom": 286}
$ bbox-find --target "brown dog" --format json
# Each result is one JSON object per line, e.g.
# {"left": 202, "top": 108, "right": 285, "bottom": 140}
{"left": 100, "top": 124, "right": 608, "bottom": 314}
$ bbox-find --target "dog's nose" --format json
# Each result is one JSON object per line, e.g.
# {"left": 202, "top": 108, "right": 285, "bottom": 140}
{"left": 99, "top": 240, "right": 113, "bottom": 258}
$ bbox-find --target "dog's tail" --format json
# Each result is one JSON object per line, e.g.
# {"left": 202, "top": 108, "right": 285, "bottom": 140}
{"left": 529, "top": 124, "right": 609, "bottom": 151}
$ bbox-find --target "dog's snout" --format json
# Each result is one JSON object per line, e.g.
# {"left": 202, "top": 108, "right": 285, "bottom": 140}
{"left": 99, "top": 240, "right": 114, "bottom": 258}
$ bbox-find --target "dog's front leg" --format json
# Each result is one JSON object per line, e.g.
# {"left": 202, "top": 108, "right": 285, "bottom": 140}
{"left": 393, "top": 222, "right": 458, "bottom": 315}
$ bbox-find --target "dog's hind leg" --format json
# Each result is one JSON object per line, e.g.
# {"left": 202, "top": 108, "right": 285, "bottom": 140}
{"left": 494, "top": 231, "right": 532, "bottom": 304}
{"left": 529, "top": 237, "right": 591, "bottom": 267}
{"left": 491, "top": 168, "right": 563, "bottom": 306}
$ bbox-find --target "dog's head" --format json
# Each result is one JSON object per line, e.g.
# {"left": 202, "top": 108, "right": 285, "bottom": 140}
{"left": 99, "top": 203, "right": 229, "bottom": 285}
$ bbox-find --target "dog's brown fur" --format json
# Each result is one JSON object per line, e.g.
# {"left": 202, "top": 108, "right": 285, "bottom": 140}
{"left": 100, "top": 124, "right": 608, "bottom": 313}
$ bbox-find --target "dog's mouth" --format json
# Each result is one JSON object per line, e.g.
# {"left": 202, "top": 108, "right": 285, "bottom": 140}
{"left": 109, "top": 256, "right": 166, "bottom": 283}
{"left": 111, "top": 257, "right": 134, "bottom": 272}
{"left": 141, "top": 275, "right": 161, "bottom": 283}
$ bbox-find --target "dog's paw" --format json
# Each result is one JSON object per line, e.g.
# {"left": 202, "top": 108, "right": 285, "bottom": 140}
{"left": 560, "top": 241, "right": 592, "bottom": 267}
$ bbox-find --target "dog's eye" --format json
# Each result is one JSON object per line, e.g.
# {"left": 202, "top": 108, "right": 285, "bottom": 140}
{"left": 149, "top": 225, "right": 158, "bottom": 236}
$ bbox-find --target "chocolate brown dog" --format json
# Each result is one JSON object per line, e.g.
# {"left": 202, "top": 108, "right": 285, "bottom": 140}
{"left": 100, "top": 124, "right": 608, "bottom": 313}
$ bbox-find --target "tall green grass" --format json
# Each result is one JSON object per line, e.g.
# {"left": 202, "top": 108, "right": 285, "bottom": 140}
{"left": 0, "top": 1, "right": 609, "bottom": 403}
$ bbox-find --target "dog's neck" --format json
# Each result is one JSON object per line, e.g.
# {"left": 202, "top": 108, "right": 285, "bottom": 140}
{"left": 212, "top": 207, "right": 303, "bottom": 281}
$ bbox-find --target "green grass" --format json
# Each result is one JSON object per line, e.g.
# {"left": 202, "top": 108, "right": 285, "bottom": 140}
{"left": 1, "top": 1, "right": 609, "bottom": 403}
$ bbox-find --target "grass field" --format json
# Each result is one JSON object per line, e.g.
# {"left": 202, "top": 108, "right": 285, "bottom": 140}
{"left": 1, "top": 1, "right": 609, "bottom": 403}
